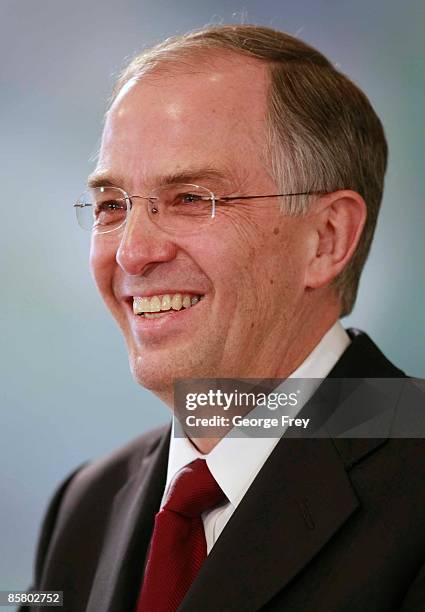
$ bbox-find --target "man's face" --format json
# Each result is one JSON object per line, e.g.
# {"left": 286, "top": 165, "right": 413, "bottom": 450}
{"left": 90, "top": 53, "right": 313, "bottom": 401}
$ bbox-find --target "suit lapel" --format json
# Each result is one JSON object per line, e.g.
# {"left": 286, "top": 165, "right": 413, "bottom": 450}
{"left": 179, "top": 436, "right": 359, "bottom": 611}
{"left": 87, "top": 426, "right": 170, "bottom": 612}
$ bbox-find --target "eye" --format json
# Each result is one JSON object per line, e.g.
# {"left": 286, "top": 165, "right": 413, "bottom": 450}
{"left": 99, "top": 200, "right": 125, "bottom": 211}
{"left": 179, "top": 193, "right": 203, "bottom": 204}
{"left": 157, "top": 183, "right": 213, "bottom": 219}
{"left": 94, "top": 199, "right": 127, "bottom": 225}
{"left": 95, "top": 200, "right": 126, "bottom": 215}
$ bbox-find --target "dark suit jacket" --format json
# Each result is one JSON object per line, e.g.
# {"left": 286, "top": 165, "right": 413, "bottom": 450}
{"left": 22, "top": 330, "right": 425, "bottom": 611}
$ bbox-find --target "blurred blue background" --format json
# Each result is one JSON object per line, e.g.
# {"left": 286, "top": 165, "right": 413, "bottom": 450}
{"left": 1, "top": 0, "right": 424, "bottom": 591}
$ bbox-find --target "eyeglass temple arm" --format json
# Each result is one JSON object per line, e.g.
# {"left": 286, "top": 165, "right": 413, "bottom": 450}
{"left": 215, "top": 191, "right": 326, "bottom": 202}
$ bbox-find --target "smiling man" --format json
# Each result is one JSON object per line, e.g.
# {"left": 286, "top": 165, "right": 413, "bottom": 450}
{"left": 23, "top": 25, "right": 425, "bottom": 612}
{"left": 90, "top": 50, "right": 343, "bottom": 400}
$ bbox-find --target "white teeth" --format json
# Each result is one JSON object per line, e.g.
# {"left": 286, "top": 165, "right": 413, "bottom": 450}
{"left": 171, "top": 294, "right": 183, "bottom": 310}
{"left": 150, "top": 296, "right": 161, "bottom": 312}
{"left": 141, "top": 297, "right": 151, "bottom": 312}
{"left": 161, "top": 295, "right": 171, "bottom": 311}
{"left": 133, "top": 298, "right": 151, "bottom": 314}
{"left": 133, "top": 297, "right": 151, "bottom": 314}
{"left": 133, "top": 293, "right": 203, "bottom": 315}
{"left": 133, "top": 298, "right": 142, "bottom": 315}
{"left": 144, "top": 312, "right": 164, "bottom": 319}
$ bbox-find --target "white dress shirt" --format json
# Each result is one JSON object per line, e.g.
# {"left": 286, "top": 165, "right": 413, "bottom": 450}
{"left": 162, "top": 321, "right": 350, "bottom": 553}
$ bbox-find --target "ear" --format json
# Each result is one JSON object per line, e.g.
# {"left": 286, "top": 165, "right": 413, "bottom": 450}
{"left": 304, "top": 190, "right": 367, "bottom": 290}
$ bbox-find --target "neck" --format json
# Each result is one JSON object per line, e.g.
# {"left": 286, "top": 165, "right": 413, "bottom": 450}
{"left": 189, "top": 436, "right": 221, "bottom": 454}
{"left": 187, "top": 312, "right": 341, "bottom": 454}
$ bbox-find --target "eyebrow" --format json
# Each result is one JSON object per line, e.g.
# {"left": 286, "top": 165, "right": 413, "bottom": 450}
{"left": 87, "top": 172, "right": 124, "bottom": 189}
{"left": 87, "top": 167, "right": 233, "bottom": 191}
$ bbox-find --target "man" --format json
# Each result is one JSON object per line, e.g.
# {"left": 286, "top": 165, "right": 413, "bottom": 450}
{"left": 23, "top": 25, "right": 425, "bottom": 611}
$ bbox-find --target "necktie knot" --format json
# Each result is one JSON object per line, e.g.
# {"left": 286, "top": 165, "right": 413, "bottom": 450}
{"left": 163, "top": 459, "right": 225, "bottom": 518}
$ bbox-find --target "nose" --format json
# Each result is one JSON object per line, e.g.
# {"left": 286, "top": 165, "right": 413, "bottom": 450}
{"left": 116, "top": 198, "right": 178, "bottom": 275}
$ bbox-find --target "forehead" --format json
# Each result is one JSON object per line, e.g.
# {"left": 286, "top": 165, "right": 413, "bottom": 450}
{"left": 96, "top": 52, "right": 270, "bottom": 189}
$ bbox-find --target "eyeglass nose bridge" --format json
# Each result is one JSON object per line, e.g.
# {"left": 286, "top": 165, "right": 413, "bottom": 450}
{"left": 126, "top": 188, "right": 217, "bottom": 225}
{"left": 126, "top": 194, "right": 161, "bottom": 221}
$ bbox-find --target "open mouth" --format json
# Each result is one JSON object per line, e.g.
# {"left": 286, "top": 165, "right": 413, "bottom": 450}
{"left": 132, "top": 293, "right": 204, "bottom": 319}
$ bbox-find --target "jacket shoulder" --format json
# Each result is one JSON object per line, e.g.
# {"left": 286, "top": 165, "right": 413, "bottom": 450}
{"left": 31, "top": 424, "right": 170, "bottom": 589}
{"left": 57, "top": 423, "right": 170, "bottom": 517}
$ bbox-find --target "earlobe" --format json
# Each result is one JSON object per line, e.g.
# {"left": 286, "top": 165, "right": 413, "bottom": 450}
{"left": 305, "top": 190, "right": 367, "bottom": 290}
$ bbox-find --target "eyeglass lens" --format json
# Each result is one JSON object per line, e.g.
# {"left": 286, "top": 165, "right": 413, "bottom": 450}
{"left": 75, "top": 184, "right": 215, "bottom": 234}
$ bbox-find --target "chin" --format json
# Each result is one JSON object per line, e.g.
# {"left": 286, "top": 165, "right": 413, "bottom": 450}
{"left": 130, "top": 358, "right": 164, "bottom": 390}
{"left": 128, "top": 344, "right": 220, "bottom": 396}
{"left": 128, "top": 352, "right": 185, "bottom": 396}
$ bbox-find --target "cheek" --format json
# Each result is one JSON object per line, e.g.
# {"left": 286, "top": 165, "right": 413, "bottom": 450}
{"left": 202, "top": 226, "right": 270, "bottom": 318}
{"left": 89, "top": 238, "right": 117, "bottom": 300}
{"left": 251, "top": 225, "right": 309, "bottom": 301}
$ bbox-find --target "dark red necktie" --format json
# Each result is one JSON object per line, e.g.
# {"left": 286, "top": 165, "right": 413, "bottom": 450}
{"left": 136, "top": 458, "right": 226, "bottom": 612}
